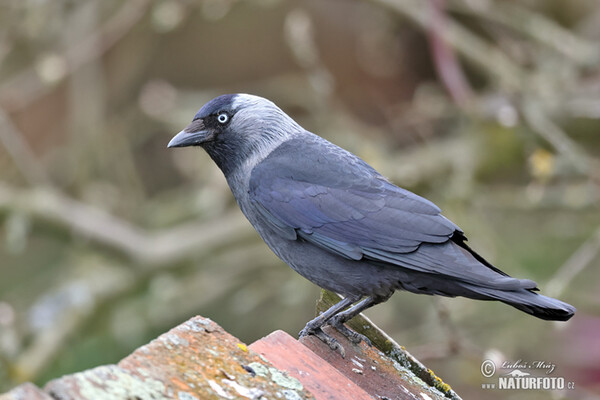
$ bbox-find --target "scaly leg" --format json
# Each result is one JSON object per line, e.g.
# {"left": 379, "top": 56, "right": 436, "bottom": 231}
{"left": 327, "top": 293, "right": 392, "bottom": 346}
{"left": 299, "top": 295, "right": 359, "bottom": 357}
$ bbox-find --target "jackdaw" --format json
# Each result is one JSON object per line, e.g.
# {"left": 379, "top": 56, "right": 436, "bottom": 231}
{"left": 168, "top": 94, "right": 575, "bottom": 354}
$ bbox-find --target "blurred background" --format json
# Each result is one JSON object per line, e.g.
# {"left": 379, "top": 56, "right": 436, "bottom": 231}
{"left": 0, "top": 0, "right": 599, "bottom": 398}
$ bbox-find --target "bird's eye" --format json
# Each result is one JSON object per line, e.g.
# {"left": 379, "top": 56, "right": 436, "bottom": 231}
{"left": 217, "top": 112, "right": 229, "bottom": 124}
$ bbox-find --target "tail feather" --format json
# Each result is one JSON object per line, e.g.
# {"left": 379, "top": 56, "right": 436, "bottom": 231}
{"left": 501, "top": 292, "right": 575, "bottom": 321}
{"left": 462, "top": 285, "right": 576, "bottom": 321}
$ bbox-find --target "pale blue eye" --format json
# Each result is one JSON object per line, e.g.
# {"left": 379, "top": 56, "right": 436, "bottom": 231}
{"left": 217, "top": 113, "right": 229, "bottom": 124}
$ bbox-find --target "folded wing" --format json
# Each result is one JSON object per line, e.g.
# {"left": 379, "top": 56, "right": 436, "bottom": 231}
{"left": 250, "top": 136, "right": 536, "bottom": 291}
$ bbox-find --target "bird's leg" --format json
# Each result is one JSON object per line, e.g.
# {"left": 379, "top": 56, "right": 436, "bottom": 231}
{"left": 327, "top": 293, "right": 392, "bottom": 346}
{"left": 327, "top": 297, "right": 378, "bottom": 346}
{"left": 299, "top": 295, "right": 356, "bottom": 337}
{"left": 299, "top": 295, "right": 359, "bottom": 357}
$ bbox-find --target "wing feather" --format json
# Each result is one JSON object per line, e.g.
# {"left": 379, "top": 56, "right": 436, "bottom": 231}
{"left": 250, "top": 137, "right": 458, "bottom": 254}
{"left": 248, "top": 135, "right": 529, "bottom": 289}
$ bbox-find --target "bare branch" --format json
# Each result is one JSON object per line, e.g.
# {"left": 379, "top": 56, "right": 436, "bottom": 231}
{"left": 426, "top": 0, "right": 473, "bottom": 106}
{"left": 449, "top": 0, "right": 600, "bottom": 66}
{"left": 522, "top": 101, "right": 592, "bottom": 176}
{"left": 0, "top": 0, "right": 150, "bottom": 112}
{"left": 0, "top": 109, "right": 50, "bottom": 186}
{"left": 546, "top": 226, "right": 600, "bottom": 298}
{"left": 0, "top": 184, "right": 254, "bottom": 268}
{"left": 366, "top": 0, "right": 600, "bottom": 178}
{"left": 366, "top": 0, "right": 525, "bottom": 90}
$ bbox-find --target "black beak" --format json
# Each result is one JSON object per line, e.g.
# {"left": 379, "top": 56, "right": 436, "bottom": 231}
{"left": 167, "top": 119, "right": 213, "bottom": 148}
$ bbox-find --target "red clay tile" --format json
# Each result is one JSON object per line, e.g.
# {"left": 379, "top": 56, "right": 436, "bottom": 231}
{"left": 250, "top": 330, "right": 374, "bottom": 400}
{"left": 301, "top": 326, "right": 449, "bottom": 400}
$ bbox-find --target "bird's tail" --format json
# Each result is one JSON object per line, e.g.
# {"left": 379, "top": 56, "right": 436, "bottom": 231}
{"left": 501, "top": 291, "right": 575, "bottom": 321}
{"left": 464, "top": 285, "right": 575, "bottom": 321}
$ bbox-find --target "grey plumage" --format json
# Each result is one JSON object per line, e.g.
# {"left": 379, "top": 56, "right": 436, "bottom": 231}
{"left": 168, "top": 94, "right": 575, "bottom": 353}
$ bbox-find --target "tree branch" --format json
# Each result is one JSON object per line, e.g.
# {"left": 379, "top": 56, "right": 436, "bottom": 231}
{"left": 0, "top": 0, "right": 150, "bottom": 112}
{"left": 0, "top": 184, "right": 254, "bottom": 268}
{"left": 546, "top": 225, "right": 600, "bottom": 298}
{"left": 0, "top": 109, "right": 50, "bottom": 186}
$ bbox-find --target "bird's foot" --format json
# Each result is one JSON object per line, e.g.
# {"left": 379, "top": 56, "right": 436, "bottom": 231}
{"left": 328, "top": 316, "right": 372, "bottom": 347}
{"left": 299, "top": 325, "right": 346, "bottom": 358}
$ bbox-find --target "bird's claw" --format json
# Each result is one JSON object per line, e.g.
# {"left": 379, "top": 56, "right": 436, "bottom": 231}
{"left": 299, "top": 326, "right": 346, "bottom": 357}
{"left": 328, "top": 317, "right": 372, "bottom": 346}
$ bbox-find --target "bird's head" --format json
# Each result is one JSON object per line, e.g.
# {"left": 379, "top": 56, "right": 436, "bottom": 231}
{"left": 168, "top": 94, "right": 301, "bottom": 175}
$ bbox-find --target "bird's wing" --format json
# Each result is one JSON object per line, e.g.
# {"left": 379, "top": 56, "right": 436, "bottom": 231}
{"left": 249, "top": 136, "right": 534, "bottom": 290}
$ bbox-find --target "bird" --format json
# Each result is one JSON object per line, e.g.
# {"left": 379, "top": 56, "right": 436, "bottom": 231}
{"left": 168, "top": 93, "right": 575, "bottom": 355}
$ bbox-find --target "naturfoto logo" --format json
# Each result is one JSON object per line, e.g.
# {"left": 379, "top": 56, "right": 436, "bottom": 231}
{"left": 480, "top": 359, "right": 575, "bottom": 391}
